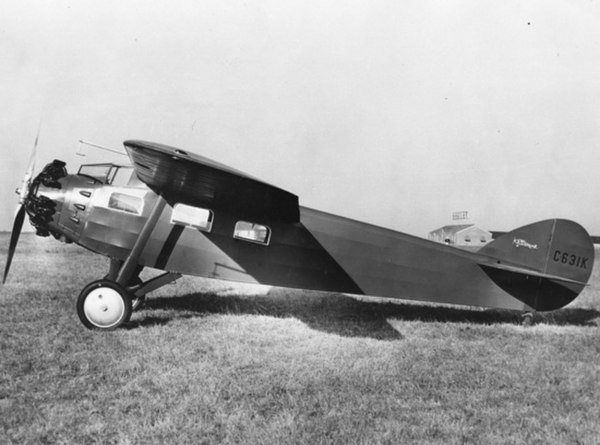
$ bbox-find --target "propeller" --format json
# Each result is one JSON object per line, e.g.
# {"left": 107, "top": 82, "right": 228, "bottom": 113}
{"left": 3, "top": 130, "right": 40, "bottom": 284}
{"left": 19, "top": 128, "right": 39, "bottom": 203}
{"left": 3, "top": 206, "right": 26, "bottom": 284}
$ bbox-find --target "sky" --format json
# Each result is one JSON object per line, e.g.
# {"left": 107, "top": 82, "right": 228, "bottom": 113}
{"left": 1, "top": 0, "right": 600, "bottom": 237}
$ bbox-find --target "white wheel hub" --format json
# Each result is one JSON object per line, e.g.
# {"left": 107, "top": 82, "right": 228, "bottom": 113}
{"left": 83, "top": 286, "right": 126, "bottom": 328}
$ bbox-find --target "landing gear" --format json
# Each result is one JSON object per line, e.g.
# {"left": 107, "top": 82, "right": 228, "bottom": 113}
{"left": 76, "top": 195, "right": 181, "bottom": 330}
{"left": 77, "top": 271, "right": 181, "bottom": 329}
{"left": 104, "top": 261, "right": 145, "bottom": 312}
{"left": 131, "top": 295, "right": 146, "bottom": 312}
{"left": 77, "top": 280, "right": 132, "bottom": 330}
{"left": 521, "top": 311, "right": 534, "bottom": 326}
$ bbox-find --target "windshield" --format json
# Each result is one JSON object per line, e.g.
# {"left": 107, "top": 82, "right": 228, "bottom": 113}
{"left": 78, "top": 164, "right": 135, "bottom": 185}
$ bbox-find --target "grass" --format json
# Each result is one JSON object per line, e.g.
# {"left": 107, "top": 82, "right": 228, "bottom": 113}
{"left": 1, "top": 234, "right": 599, "bottom": 444}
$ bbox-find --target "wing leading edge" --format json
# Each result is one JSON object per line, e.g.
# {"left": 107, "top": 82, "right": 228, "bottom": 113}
{"left": 123, "top": 140, "right": 300, "bottom": 222}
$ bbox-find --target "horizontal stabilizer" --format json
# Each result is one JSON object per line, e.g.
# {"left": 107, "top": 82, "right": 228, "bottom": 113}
{"left": 478, "top": 261, "right": 589, "bottom": 286}
{"left": 476, "top": 219, "right": 594, "bottom": 311}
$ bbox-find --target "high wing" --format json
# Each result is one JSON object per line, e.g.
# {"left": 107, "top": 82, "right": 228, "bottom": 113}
{"left": 123, "top": 140, "right": 300, "bottom": 222}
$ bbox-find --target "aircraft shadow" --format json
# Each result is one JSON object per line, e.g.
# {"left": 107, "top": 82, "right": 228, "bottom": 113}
{"left": 133, "top": 288, "right": 600, "bottom": 340}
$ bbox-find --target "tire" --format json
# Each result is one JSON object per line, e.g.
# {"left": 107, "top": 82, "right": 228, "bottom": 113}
{"left": 77, "top": 280, "right": 133, "bottom": 330}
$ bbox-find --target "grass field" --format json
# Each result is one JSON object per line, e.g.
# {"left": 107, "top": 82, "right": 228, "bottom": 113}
{"left": 1, "top": 234, "right": 599, "bottom": 444}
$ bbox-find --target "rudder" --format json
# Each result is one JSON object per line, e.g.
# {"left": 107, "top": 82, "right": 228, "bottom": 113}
{"left": 478, "top": 219, "right": 594, "bottom": 311}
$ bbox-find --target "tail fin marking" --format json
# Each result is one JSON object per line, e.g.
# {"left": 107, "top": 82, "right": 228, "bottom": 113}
{"left": 477, "top": 219, "right": 594, "bottom": 311}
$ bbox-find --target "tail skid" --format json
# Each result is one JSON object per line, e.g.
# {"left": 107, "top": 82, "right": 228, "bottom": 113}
{"left": 476, "top": 219, "right": 594, "bottom": 311}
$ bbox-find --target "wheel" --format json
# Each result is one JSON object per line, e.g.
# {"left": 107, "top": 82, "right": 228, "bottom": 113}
{"left": 102, "top": 273, "right": 145, "bottom": 312}
{"left": 521, "top": 311, "right": 534, "bottom": 326}
{"left": 77, "top": 280, "right": 132, "bottom": 330}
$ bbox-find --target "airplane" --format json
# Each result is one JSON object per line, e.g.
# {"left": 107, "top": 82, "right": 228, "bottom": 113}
{"left": 3, "top": 139, "right": 595, "bottom": 330}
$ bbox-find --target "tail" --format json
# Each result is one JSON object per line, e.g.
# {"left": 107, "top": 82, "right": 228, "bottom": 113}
{"left": 477, "top": 219, "right": 595, "bottom": 311}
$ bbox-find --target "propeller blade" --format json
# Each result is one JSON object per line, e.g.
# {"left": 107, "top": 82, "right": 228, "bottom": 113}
{"left": 3, "top": 205, "right": 26, "bottom": 284}
{"left": 23, "top": 126, "right": 40, "bottom": 186}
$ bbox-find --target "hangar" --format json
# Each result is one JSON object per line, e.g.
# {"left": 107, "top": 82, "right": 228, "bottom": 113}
{"left": 428, "top": 224, "right": 492, "bottom": 247}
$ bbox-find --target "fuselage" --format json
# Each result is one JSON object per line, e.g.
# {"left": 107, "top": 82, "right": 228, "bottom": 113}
{"left": 34, "top": 167, "right": 529, "bottom": 311}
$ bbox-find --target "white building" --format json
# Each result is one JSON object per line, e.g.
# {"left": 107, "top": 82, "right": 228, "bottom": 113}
{"left": 428, "top": 224, "right": 492, "bottom": 248}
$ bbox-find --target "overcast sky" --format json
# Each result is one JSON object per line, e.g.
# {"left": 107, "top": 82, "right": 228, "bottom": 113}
{"left": 1, "top": 0, "right": 599, "bottom": 237}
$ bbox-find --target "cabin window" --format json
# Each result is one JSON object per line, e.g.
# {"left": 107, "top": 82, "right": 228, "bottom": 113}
{"left": 464, "top": 236, "right": 471, "bottom": 243}
{"left": 480, "top": 236, "right": 487, "bottom": 243}
{"left": 108, "top": 192, "right": 143, "bottom": 215}
{"left": 110, "top": 167, "right": 136, "bottom": 186}
{"left": 79, "top": 164, "right": 112, "bottom": 183}
{"left": 171, "top": 204, "right": 213, "bottom": 232}
{"left": 233, "top": 221, "right": 271, "bottom": 245}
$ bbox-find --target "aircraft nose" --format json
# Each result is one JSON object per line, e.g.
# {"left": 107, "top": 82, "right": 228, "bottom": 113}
{"left": 26, "top": 160, "right": 68, "bottom": 237}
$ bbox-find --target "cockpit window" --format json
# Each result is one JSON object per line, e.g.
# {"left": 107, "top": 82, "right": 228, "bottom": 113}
{"left": 78, "top": 165, "right": 112, "bottom": 183}
{"left": 108, "top": 193, "right": 144, "bottom": 215}
{"left": 110, "top": 167, "right": 135, "bottom": 186}
{"left": 78, "top": 164, "right": 134, "bottom": 185}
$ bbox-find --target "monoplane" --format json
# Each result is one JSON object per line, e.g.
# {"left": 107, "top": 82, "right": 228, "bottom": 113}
{"left": 4, "top": 139, "right": 595, "bottom": 329}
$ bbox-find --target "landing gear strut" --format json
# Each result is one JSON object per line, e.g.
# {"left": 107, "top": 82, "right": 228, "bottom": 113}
{"left": 76, "top": 195, "right": 180, "bottom": 330}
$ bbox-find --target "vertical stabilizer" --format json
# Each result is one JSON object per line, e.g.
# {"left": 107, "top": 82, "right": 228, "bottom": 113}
{"left": 477, "top": 219, "right": 594, "bottom": 310}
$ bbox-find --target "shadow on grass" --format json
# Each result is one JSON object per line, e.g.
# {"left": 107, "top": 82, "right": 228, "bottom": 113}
{"left": 134, "top": 289, "right": 600, "bottom": 340}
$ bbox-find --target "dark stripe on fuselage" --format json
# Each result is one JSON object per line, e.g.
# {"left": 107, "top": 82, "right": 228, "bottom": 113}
{"left": 195, "top": 219, "right": 364, "bottom": 294}
{"left": 479, "top": 265, "right": 581, "bottom": 311}
{"left": 155, "top": 225, "right": 185, "bottom": 270}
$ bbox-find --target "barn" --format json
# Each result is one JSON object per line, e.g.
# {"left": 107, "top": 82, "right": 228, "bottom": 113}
{"left": 428, "top": 224, "right": 492, "bottom": 247}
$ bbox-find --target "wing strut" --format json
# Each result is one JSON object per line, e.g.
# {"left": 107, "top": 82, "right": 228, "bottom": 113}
{"left": 116, "top": 195, "right": 167, "bottom": 286}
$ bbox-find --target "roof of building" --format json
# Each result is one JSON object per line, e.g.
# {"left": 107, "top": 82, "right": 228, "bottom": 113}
{"left": 430, "top": 224, "right": 474, "bottom": 235}
{"left": 429, "top": 224, "right": 493, "bottom": 237}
